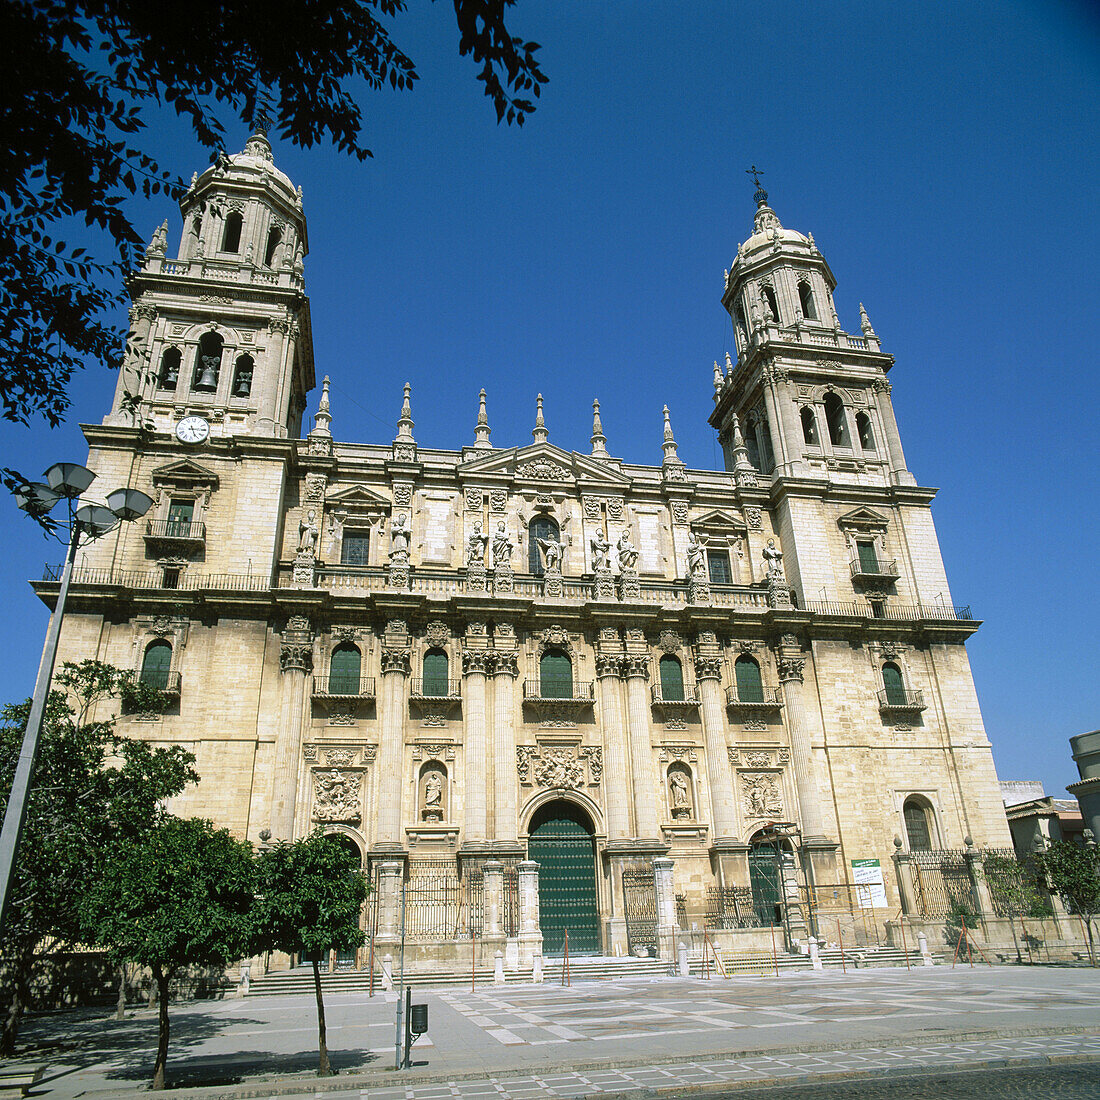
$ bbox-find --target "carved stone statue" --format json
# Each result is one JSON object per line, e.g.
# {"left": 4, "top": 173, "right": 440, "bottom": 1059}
{"left": 617, "top": 528, "right": 639, "bottom": 570}
{"left": 763, "top": 538, "right": 784, "bottom": 578}
{"left": 669, "top": 770, "right": 690, "bottom": 809}
{"left": 422, "top": 769, "right": 444, "bottom": 822}
{"left": 686, "top": 530, "right": 708, "bottom": 576}
{"left": 297, "top": 509, "right": 319, "bottom": 554}
{"left": 590, "top": 529, "right": 610, "bottom": 570}
{"left": 389, "top": 513, "right": 412, "bottom": 560}
{"left": 466, "top": 520, "right": 488, "bottom": 566}
{"left": 538, "top": 535, "right": 564, "bottom": 572}
{"left": 491, "top": 521, "right": 514, "bottom": 568}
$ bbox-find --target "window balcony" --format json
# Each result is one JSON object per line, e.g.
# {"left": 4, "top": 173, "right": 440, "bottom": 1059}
{"left": 311, "top": 675, "right": 376, "bottom": 701}
{"left": 144, "top": 519, "right": 206, "bottom": 550}
{"left": 725, "top": 684, "right": 783, "bottom": 712}
{"left": 125, "top": 670, "right": 182, "bottom": 699}
{"left": 650, "top": 681, "right": 701, "bottom": 720}
{"left": 850, "top": 557, "right": 900, "bottom": 582}
{"left": 523, "top": 680, "right": 595, "bottom": 703}
{"left": 408, "top": 679, "right": 462, "bottom": 700}
{"left": 877, "top": 687, "right": 926, "bottom": 712}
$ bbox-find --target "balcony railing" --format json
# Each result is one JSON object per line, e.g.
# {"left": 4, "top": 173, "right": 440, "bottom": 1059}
{"left": 42, "top": 566, "right": 268, "bottom": 592}
{"left": 311, "top": 675, "right": 376, "bottom": 700}
{"left": 849, "top": 557, "right": 899, "bottom": 580}
{"left": 125, "top": 669, "right": 182, "bottom": 697}
{"left": 725, "top": 684, "right": 783, "bottom": 709}
{"left": 408, "top": 679, "right": 462, "bottom": 700}
{"left": 650, "top": 682, "right": 700, "bottom": 705}
{"left": 803, "top": 600, "right": 974, "bottom": 622}
{"left": 144, "top": 519, "right": 206, "bottom": 543}
{"left": 522, "top": 680, "right": 595, "bottom": 703}
{"left": 877, "top": 687, "right": 926, "bottom": 711}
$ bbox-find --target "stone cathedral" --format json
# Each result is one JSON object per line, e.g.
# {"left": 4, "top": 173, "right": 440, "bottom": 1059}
{"left": 40, "top": 133, "right": 1011, "bottom": 968}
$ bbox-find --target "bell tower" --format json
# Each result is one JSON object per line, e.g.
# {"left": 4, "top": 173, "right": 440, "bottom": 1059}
{"left": 107, "top": 128, "right": 315, "bottom": 439}
{"left": 711, "top": 174, "right": 914, "bottom": 488}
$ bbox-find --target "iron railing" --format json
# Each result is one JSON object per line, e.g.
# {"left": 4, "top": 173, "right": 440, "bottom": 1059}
{"left": 123, "top": 669, "right": 181, "bottom": 696}
{"left": 145, "top": 519, "right": 206, "bottom": 541}
{"left": 804, "top": 599, "right": 974, "bottom": 621}
{"left": 408, "top": 679, "right": 461, "bottom": 699}
{"left": 522, "top": 680, "right": 595, "bottom": 701}
{"left": 725, "top": 684, "right": 783, "bottom": 707}
{"left": 650, "top": 682, "right": 700, "bottom": 705}
{"left": 908, "top": 849, "right": 978, "bottom": 920}
{"left": 704, "top": 886, "right": 762, "bottom": 929}
{"left": 311, "top": 675, "right": 376, "bottom": 699}
{"left": 404, "top": 859, "right": 461, "bottom": 941}
{"left": 43, "top": 565, "right": 268, "bottom": 592}
{"left": 876, "top": 687, "right": 925, "bottom": 710}
{"left": 849, "top": 557, "right": 899, "bottom": 579}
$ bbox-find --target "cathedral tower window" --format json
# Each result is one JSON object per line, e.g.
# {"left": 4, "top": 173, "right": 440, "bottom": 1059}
{"left": 743, "top": 418, "right": 761, "bottom": 469}
{"left": 759, "top": 418, "right": 776, "bottom": 472}
{"left": 140, "top": 640, "right": 172, "bottom": 690}
{"left": 165, "top": 498, "right": 194, "bottom": 537}
{"left": 800, "top": 406, "right": 818, "bottom": 445}
{"left": 856, "top": 540, "right": 879, "bottom": 574}
{"left": 707, "top": 548, "right": 732, "bottom": 584}
{"left": 798, "top": 280, "right": 817, "bottom": 320}
{"left": 340, "top": 528, "right": 370, "bottom": 566}
{"left": 422, "top": 649, "right": 449, "bottom": 697}
{"left": 540, "top": 649, "right": 572, "bottom": 699}
{"left": 158, "top": 347, "right": 181, "bottom": 390}
{"left": 823, "top": 392, "right": 850, "bottom": 447}
{"left": 192, "top": 331, "right": 223, "bottom": 392}
{"left": 856, "top": 411, "right": 876, "bottom": 451}
{"left": 328, "top": 644, "right": 361, "bottom": 695}
{"left": 761, "top": 284, "right": 780, "bottom": 323}
{"left": 903, "top": 797, "right": 934, "bottom": 851}
{"left": 528, "top": 516, "right": 559, "bottom": 575}
{"left": 264, "top": 226, "right": 282, "bottom": 267}
{"left": 232, "top": 354, "right": 254, "bottom": 397}
{"left": 734, "top": 655, "right": 765, "bottom": 703}
{"left": 881, "top": 662, "right": 907, "bottom": 707}
{"left": 222, "top": 211, "right": 243, "bottom": 253}
{"left": 658, "top": 655, "right": 685, "bottom": 702}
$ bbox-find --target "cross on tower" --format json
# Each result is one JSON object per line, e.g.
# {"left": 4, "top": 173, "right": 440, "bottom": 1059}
{"left": 746, "top": 165, "right": 768, "bottom": 207}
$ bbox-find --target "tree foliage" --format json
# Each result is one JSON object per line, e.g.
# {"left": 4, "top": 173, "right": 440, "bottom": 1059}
{"left": 0, "top": 660, "right": 195, "bottom": 1055}
{"left": 0, "top": 0, "right": 546, "bottom": 450}
{"left": 81, "top": 816, "right": 256, "bottom": 1089}
{"left": 1037, "top": 840, "right": 1100, "bottom": 964}
{"left": 255, "top": 833, "right": 368, "bottom": 1076}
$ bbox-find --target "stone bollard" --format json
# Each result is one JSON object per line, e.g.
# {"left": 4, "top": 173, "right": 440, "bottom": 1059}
{"left": 532, "top": 953, "right": 544, "bottom": 983}
{"left": 678, "top": 941, "right": 690, "bottom": 977}
{"left": 494, "top": 950, "right": 505, "bottom": 985}
{"left": 381, "top": 953, "right": 394, "bottom": 991}
{"left": 917, "top": 931, "right": 933, "bottom": 966}
{"left": 808, "top": 938, "right": 822, "bottom": 970}
{"left": 237, "top": 961, "right": 251, "bottom": 996}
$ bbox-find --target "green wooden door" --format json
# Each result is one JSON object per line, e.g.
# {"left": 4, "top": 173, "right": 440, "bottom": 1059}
{"left": 748, "top": 846, "right": 782, "bottom": 927}
{"left": 528, "top": 805, "right": 600, "bottom": 955}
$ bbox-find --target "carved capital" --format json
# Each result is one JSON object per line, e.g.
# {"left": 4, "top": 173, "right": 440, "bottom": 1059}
{"left": 280, "top": 643, "right": 313, "bottom": 674}
{"left": 621, "top": 655, "right": 650, "bottom": 680}
{"left": 493, "top": 652, "right": 520, "bottom": 678}
{"left": 380, "top": 648, "right": 411, "bottom": 677}
{"left": 693, "top": 655, "right": 723, "bottom": 682}
{"left": 595, "top": 653, "right": 623, "bottom": 679}
{"left": 777, "top": 656, "right": 805, "bottom": 683}
{"left": 462, "top": 649, "right": 494, "bottom": 676}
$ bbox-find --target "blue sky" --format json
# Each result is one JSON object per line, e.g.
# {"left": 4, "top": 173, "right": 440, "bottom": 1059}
{"left": 1, "top": 1, "right": 1097, "bottom": 802}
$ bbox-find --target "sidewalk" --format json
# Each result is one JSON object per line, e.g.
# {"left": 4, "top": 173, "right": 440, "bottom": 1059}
{"left": 13, "top": 965, "right": 1100, "bottom": 1098}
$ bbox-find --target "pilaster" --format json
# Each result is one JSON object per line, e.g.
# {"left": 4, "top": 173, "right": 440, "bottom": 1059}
{"left": 271, "top": 614, "right": 312, "bottom": 841}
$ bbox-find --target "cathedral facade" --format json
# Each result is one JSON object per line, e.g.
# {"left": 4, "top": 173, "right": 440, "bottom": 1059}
{"left": 40, "top": 134, "right": 1011, "bottom": 965}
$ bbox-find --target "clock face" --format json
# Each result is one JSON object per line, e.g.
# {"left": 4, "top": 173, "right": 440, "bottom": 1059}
{"left": 176, "top": 416, "right": 210, "bottom": 444}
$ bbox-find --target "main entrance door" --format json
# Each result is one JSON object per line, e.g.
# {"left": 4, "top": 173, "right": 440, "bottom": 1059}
{"left": 527, "top": 801, "right": 601, "bottom": 955}
{"left": 748, "top": 845, "right": 783, "bottom": 927}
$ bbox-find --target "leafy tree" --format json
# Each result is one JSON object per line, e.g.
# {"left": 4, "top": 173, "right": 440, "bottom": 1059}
{"left": 254, "top": 833, "right": 368, "bottom": 1076}
{"left": 81, "top": 816, "right": 255, "bottom": 1089}
{"left": 0, "top": 660, "right": 195, "bottom": 1056}
{"left": 0, "top": 0, "right": 546, "bottom": 475}
{"left": 1037, "top": 840, "right": 1100, "bottom": 965}
{"left": 982, "top": 853, "right": 1049, "bottom": 964}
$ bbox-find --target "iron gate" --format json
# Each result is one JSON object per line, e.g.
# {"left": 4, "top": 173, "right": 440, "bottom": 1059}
{"left": 748, "top": 846, "right": 783, "bottom": 926}
{"left": 910, "top": 850, "right": 978, "bottom": 920}
{"left": 704, "top": 885, "right": 760, "bottom": 929}
{"left": 528, "top": 812, "right": 600, "bottom": 955}
{"left": 404, "top": 859, "right": 461, "bottom": 940}
{"left": 622, "top": 867, "right": 658, "bottom": 957}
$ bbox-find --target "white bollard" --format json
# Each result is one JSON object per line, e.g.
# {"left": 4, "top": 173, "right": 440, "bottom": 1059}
{"left": 917, "top": 931, "right": 933, "bottom": 966}
{"left": 494, "top": 950, "right": 506, "bottom": 985}
{"left": 237, "top": 961, "right": 251, "bottom": 995}
{"left": 381, "top": 953, "right": 394, "bottom": 990}
{"left": 808, "top": 938, "right": 822, "bottom": 970}
{"left": 532, "top": 953, "right": 544, "bottom": 983}
{"left": 678, "top": 941, "right": 690, "bottom": 977}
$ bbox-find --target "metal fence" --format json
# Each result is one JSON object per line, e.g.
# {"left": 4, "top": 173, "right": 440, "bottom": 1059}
{"left": 404, "top": 859, "right": 461, "bottom": 941}
{"left": 704, "top": 886, "right": 761, "bottom": 929}
{"left": 461, "top": 860, "right": 519, "bottom": 937}
{"left": 909, "top": 849, "right": 978, "bottom": 920}
{"left": 623, "top": 867, "right": 658, "bottom": 956}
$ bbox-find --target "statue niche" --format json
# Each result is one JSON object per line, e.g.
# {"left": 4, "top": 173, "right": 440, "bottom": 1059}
{"left": 420, "top": 762, "right": 447, "bottom": 823}
{"left": 667, "top": 763, "right": 693, "bottom": 820}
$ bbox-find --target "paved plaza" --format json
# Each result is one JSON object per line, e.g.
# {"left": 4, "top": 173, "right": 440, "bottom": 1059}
{"left": 13, "top": 966, "right": 1100, "bottom": 1098}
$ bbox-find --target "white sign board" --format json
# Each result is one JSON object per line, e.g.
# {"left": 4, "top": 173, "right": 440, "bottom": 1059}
{"left": 851, "top": 858, "right": 889, "bottom": 908}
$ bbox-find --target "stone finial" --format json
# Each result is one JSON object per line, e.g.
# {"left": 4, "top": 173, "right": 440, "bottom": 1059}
{"left": 661, "top": 406, "right": 681, "bottom": 465}
{"left": 859, "top": 302, "right": 876, "bottom": 337}
{"left": 296, "top": 184, "right": 304, "bottom": 206}
{"left": 189, "top": 171, "right": 198, "bottom": 190}
{"left": 394, "top": 381, "right": 415, "bottom": 443}
{"left": 808, "top": 231, "right": 817, "bottom": 253}
{"left": 590, "top": 399, "right": 608, "bottom": 457}
{"left": 473, "top": 388, "right": 492, "bottom": 449}
{"left": 725, "top": 351, "right": 734, "bottom": 376}
{"left": 712, "top": 361, "right": 723, "bottom": 401}
{"left": 532, "top": 393, "right": 548, "bottom": 444}
{"left": 731, "top": 414, "right": 756, "bottom": 484}
{"left": 244, "top": 128, "right": 274, "bottom": 163}
{"left": 310, "top": 375, "right": 332, "bottom": 438}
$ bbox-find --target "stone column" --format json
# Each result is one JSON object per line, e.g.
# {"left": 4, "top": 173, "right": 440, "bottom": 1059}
{"left": 694, "top": 654, "right": 739, "bottom": 843}
{"left": 483, "top": 860, "right": 504, "bottom": 937}
{"left": 596, "top": 653, "right": 632, "bottom": 841}
{"left": 374, "top": 645, "right": 411, "bottom": 849}
{"left": 375, "top": 861, "right": 404, "bottom": 941}
{"left": 462, "top": 648, "right": 492, "bottom": 848}
{"left": 258, "top": 317, "right": 290, "bottom": 431}
{"left": 872, "top": 379, "right": 912, "bottom": 484}
{"left": 623, "top": 656, "right": 660, "bottom": 841}
{"left": 653, "top": 857, "right": 678, "bottom": 962}
{"left": 492, "top": 652, "right": 520, "bottom": 847}
{"left": 775, "top": 637, "right": 824, "bottom": 841}
{"left": 517, "top": 860, "right": 543, "bottom": 967}
{"left": 964, "top": 838, "right": 995, "bottom": 918}
{"left": 892, "top": 839, "right": 918, "bottom": 916}
{"left": 271, "top": 615, "right": 313, "bottom": 841}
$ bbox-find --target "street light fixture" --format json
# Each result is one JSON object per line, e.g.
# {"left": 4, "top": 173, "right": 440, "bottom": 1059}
{"left": 0, "top": 463, "right": 153, "bottom": 931}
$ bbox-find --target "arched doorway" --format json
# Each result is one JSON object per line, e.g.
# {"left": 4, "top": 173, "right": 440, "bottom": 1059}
{"left": 748, "top": 832, "right": 785, "bottom": 928}
{"left": 527, "top": 800, "right": 600, "bottom": 956}
{"left": 325, "top": 832, "right": 364, "bottom": 968}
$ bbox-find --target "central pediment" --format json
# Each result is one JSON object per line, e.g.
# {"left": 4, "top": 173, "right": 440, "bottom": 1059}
{"left": 458, "top": 444, "right": 630, "bottom": 489}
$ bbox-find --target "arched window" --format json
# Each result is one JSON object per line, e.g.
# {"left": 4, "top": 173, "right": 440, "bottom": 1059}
{"left": 328, "top": 644, "right": 361, "bottom": 695}
{"left": 140, "top": 640, "right": 172, "bottom": 690}
{"left": 800, "top": 406, "right": 818, "bottom": 445}
{"left": 528, "top": 516, "right": 559, "bottom": 576}
{"left": 759, "top": 418, "right": 775, "bottom": 472}
{"left": 823, "top": 392, "right": 849, "bottom": 447}
{"left": 540, "top": 649, "right": 572, "bottom": 699}
{"left": 735, "top": 655, "right": 764, "bottom": 703}
{"left": 743, "top": 417, "right": 761, "bottom": 469}
{"left": 761, "top": 284, "right": 780, "bottom": 323}
{"left": 659, "top": 655, "right": 685, "bottom": 702}
{"left": 264, "top": 226, "right": 282, "bottom": 267}
{"left": 882, "top": 662, "right": 907, "bottom": 707}
{"left": 856, "top": 411, "right": 876, "bottom": 451}
{"left": 232, "top": 354, "right": 254, "bottom": 397}
{"left": 422, "top": 649, "right": 449, "bottom": 697}
{"left": 222, "top": 211, "right": 243, "bottom": 253}
{"left": 192, "top": 331, "right": 223, "bottom": 392}
{"left": 158, "top": 347, "right": 181, "bottom": 390}
{"left": 798, "top": 280, "right": 817, "bottom": 320}
{"left": 903, "top": 797, "right": 933, "bottom": 851}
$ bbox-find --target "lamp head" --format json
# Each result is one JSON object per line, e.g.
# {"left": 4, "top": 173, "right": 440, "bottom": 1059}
{"left": 44, "top": 463, "right": 95, "bottom": 499}
{"left": 106, "top": 487, "right": 153, "bottom": 521}
{"left": 75, "top": 503, "right": 119, "bottom": 537}
{"left": 14, "top": 482, "right": 61, "bottom": 515}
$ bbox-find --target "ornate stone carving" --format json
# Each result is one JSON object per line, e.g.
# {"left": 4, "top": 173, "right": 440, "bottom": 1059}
{"left": 328, "top": 709, "right": 357, "bottom": 726}
{"left": 303, "top": 744, "right": 319, "bottom": 761}
{"left": 743, "top": 718, "right": 769, "bottom": 732}
{"left": 777, "top": 656, "right": 804, "bottom": 683}
{"left": 658, "top": 630, "right": 682, "bottom": 654}
{"left": 579, "top": 746, "right": 603, "bottom": 785}
{"left": 411, "top": 742, "right": 455, "bottom": 761}
{"left": 516, "top": 746, "right": 539, "bottom": 784}
{"left": 583, "top": 496, "right": 601, "bottom": 520}
{"left": 280, "top": 615, "right": 314, "bottom": 673}
{"left": 664, "top": 717, "right": 688, "bottom": 731}
{"left": 741, "top": 772, "right": 783, "bottom": 819}
{"left": 778, "top": 748, "right": 790, "bottom": 764}
{"left": 606, "top": 498, "right": 624, "bottom": 520}
{"left": 533, "top": 749, "right": 586, "bottom": 790}
{"left": 494, "top": 652, "right": 519, "bottom": 678}
{"left": 670, "top": 500, "right": 689, "bottom": 525}
{"left": 325, "top": 748, "right": 358, "bottom": 768}
{"left": 465, "top": 487, "right": 483, "bottom": 510}
{"left": 622, "top": 654, "right": 650, "bottom": 680}
{"left": 151, "top": 614, "right": 174, "bottom": 638}
{"left": 392, "top": 443, "right": 416, "bottom": 463}
{"left": 694, "top": 655, "right": 723, "bottom": 682}
{"left": 743, "top": 750, "right": 771, "bottom": 767}
{"left": 518, "top": 460, "right": 569, "bottom": 481}
{"left": 421, "top": 769, "right": 445, "bottom": 822}
{"left": 304, "top": 473, "right": 327, "bottom": 503}
{"left": 466, "top": 561, "right": 488, "bottom": 593}
{"left": 380, "top": 649, "right": 411, "bottom": 676}
{"left": 664, "top": 465, "right": 687, "bottom": 482}
{"left": 313, "top": 769, "right": 362, "bottom": 823}
{"left": 490, "top": 489, "right": 507, "bottom": 512}
{"left": 595, "top": 653, "right": 623, "bottom": 678}
{"left": 540, "top": 626, "right": 571, "bottom": 652}
{"left": 594, "top": 567, "right": 616, "bottom": 601}
{"left": 659, "top": 744, "right": 698, "bottom": 763}
{"left": 727, "top": 748, "right": 740, "bottom": 766}
{"left": 619, "top": 568, "right": 640, "bottom": 600}
{"left": 466, "top": 621, "right": 488, "bottom": 637}
{"left": 393, "top": 483, "right": 413, "bottom": 508}
{"left": 462, "top": 649, "right": 494, "bottom": 675}
{"left": 425, "top": 620, "right": 449, "bottom": 647}
{"left": 745, "top": 507, "right": 763, "bottom": 530}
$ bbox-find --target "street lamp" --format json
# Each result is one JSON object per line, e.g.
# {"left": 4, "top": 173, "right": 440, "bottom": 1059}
{"left": 0, "top": 463, "right": 152, "bottom": 931}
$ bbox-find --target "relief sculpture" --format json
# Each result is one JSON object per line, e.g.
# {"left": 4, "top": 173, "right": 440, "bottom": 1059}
{"left": 313, "top": 769, "right": 361, "bottom": 823}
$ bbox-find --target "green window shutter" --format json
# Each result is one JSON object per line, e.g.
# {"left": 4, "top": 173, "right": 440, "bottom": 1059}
{"left": 857, "top": 540, "right": 879, "bottom": 573}
{"left": 328, "top": 646, "right": 361, "bottom": 694}
{"left": 140, "top": 642, "right": 172, "bottom": 690}
{"left": 659, "top": 656, "right": 684, "bottom": 701}
{"left": 540, "top": 651, "right": 572, "bottom": 699}
{"left": 735, "top": 656, "right": 764, "bottom": 703}
{"left": 904, "top": 802, "right": 932, "bottom": 851}
{"left": 166, "top": 499, "right": 193, "bottom": 535}
{"left": 882, "top": 663, "right": 906, "bottom": 706}
{"left": 422, "top": 650, "right": 449, "bottom": 696}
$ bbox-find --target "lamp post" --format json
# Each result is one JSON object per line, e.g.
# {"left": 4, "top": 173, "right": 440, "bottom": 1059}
{"left": 0, "top": 463, "right": 152, "bottom": 932}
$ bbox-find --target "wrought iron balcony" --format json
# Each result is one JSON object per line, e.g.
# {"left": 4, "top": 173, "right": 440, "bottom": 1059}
{"left": 850, "top": 557, "right": 900, "bottom": 581}
{"left": 311, "top": 675, "right": 376, "bottom": 701}
{"left": 144, "top": 518, "right": 206, "bottom": 548}
{"left": 725, "top": 684, "right": 783, "bottom": 710}
{"left": 650, "top": 682, "right": 700, "bottom": 706}
{"left": 125, "top": 669, "right": 182, "bottom": 698}
{"left": 877, "top": 687, "right": 926, "bottom": 712}
{"left": 408, "top": 679, "right": 462, "bottom": 700}
{"left": 522, "top": 680, "right": 595, "bottom": 703}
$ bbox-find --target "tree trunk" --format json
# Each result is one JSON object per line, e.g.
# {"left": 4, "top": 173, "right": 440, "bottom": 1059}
{"left": 0, "top": 943, "right": 34, "bottom": 1057}
{"left": 116, "top": 963, "right": 127, "bottom": 1021}
{"left": 151, "top": 968, "right": 170, "bottom": 1090}
{"left": 312, "top": 957, "right": 332, "bottom": 1076}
